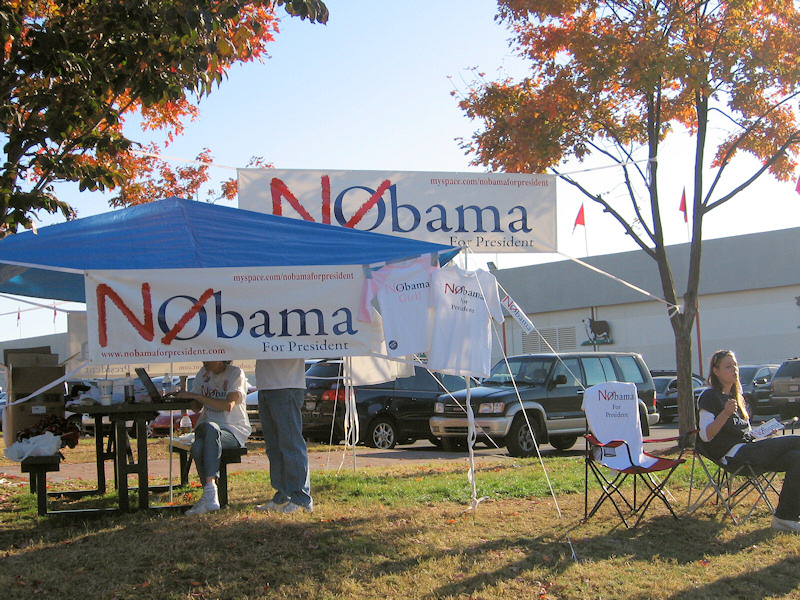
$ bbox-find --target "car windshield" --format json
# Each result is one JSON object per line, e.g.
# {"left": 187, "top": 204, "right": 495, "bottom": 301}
{"left": 485, "top": 357, "right": 554, "bottom": 385}
{"left": 738, "top": 366, "right": 757, "bottom": 385}
{"left": 776, "top": 361, "right": 800, "bottom": 378}
{"left": 653, "top": 377, "right": 672, "bottom": 393}
{"left": 305, "top": 361, "right": 344, "bottom": 388}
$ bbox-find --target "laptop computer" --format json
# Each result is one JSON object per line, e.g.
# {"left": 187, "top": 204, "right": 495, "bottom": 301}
{"left": 135, "top": 367, "right": 176, "bottom": 403}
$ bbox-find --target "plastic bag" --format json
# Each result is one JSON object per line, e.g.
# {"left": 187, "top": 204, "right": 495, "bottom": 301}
{"left": 3, "top": 431, "right": 62, "bottom": 462}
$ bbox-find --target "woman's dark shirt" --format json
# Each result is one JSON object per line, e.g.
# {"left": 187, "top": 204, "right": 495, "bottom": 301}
{"left": 697, "top": 388, "right": 750, "bottom": 461}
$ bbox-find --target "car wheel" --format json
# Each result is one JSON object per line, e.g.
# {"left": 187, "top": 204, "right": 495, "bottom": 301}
{"left": 549, "top": 435, "right": 578, "bottom": 451}
{"left": 441, "top": 436, "right": 468, "bottom": 452}
{"left": 367, "top": 418, "right": 397, "bottom": 449}
{"left": 507, "top": 413, "right": 542, "bottom": 458}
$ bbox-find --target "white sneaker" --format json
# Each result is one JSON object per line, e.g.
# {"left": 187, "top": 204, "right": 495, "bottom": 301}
{"left": 278, "top": 502, "right": 313, "bottom": 514}
{"left": 255, "top": 499, "right": 289, "bottom": 512}
{"left": 185, "top": 496, "right": 208, "bottom": 516}
{"left": 772, "top": 516, "right": 800, "bottom": 533}
{"left": 185, "top": 491, "right": 220, "bottom": 516}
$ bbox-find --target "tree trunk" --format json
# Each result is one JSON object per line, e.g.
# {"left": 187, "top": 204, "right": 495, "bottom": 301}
{"left": 671, "top": 307, "right": 699, "bottom": 446}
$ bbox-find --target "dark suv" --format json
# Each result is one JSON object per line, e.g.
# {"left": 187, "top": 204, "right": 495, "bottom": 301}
{"left": 735, "top": 364, "right": 779, "bottom": 418}
{"left": 302, "top": 360, "right": 467, "bottom": 449}
{"left": 768, "top": 359, "right": 800, "bottom": 419}
{"left": 429, "top": 352, "right": 658, "bottom": 457}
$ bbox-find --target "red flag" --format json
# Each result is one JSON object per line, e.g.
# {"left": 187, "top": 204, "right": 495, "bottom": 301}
{"left": 573, "top": 203, "right": 585, "bottom": 232}
{"left": 796, "top": 178, "right": 800, "bottom": 195}
{"left": 53, "top": 303, "right": 57, "bottom": 323}
{"left": 17, "top": 307, "right": 20, "bottom": 325}
{"left": 679, "top": 188, "right": 687, "bottom": 222}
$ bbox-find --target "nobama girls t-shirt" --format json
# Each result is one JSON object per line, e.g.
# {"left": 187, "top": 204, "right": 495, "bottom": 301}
{"left": 359, "top": 256, "right": 436, "bottom": 358}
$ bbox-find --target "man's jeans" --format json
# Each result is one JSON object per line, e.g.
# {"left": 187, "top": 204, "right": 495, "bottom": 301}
{"left": 258, "top": 388, "right": 313, "bottom": 508}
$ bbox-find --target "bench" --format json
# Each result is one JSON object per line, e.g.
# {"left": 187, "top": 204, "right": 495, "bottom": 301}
{"left": 21, "top": 455, "right": 62, "bottom": 516}
{"left": 169, "top": 440, "right": 247, "bottom": 507}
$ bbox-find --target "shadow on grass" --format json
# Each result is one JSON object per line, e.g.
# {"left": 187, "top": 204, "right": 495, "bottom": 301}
{"left": 4, "top": 461, "right": 800, "bottom": 600}
{"left": 0, "top": 502, "right": 410, "bottom": 599}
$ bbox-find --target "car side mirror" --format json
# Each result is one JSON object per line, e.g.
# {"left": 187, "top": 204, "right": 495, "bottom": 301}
{"left": 548, "top": 374, "right": 568, "bottom": 390}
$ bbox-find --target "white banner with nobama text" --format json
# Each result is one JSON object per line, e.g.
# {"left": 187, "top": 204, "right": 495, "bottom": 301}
{"left": 84, "top": 266, "right": 382, "bottom": 364}
{"left": 501, "top": 294, "right": 535, "bottom": 335}
{"left": 238, "top": 168, "right": 557, "bottom": 253}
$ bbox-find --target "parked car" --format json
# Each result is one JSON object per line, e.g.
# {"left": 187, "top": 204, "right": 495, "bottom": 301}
{"left": 301, "top": 359, "right": 346, "bottom": 443}
{"left": 651, "top": 373, "right": 706, "bottom": 423}
{"left": 429, "top": 352, "right": 659, "bottom": 457}
{"left": 737, "top": 364, "right": 780, "bottom": 418}
{"left": 768, "top": 358, "right": 800, "bottom": 419}
{"left": 147, "top": 409, "right": 200, "bottom": 437}
{"left": 245, "top": 390, "right": 261, "bottom": 437}
{"left": 0, "top": 391, "right": 5, "bottom": 432}
{"left": 301, "top": 359, "right": 467, "bottom": 449}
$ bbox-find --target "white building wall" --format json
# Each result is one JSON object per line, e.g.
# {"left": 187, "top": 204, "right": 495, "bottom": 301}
{"left": 694, "top": 286, "right": 800, "bottom": 366}
{"left": 493, "top": 285, "right": 800, "bottom": 376}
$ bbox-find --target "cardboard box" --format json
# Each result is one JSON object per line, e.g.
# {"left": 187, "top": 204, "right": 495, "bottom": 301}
{"left": 3, "top": 353, "right": 65, "bottom": 447}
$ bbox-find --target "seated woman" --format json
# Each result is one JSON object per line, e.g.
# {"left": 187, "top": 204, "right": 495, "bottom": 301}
{"left": 698, "top": 349, "right": 800, "bottom": 533}
{"left": 176, "top": 360, "right": 251, "bottom": 516}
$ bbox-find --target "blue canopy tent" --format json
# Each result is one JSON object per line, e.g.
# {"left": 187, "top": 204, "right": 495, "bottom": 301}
{"left": 0, "top": 197, "right": 460, "bottom": 302}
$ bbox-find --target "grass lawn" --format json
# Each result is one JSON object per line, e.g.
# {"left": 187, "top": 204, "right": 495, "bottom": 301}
{"left": 2, "top": 446, "right": 800, "bottom": 599}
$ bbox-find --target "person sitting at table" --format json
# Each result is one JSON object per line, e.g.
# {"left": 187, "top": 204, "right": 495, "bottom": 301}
{"left": 175, "top": 360, "right": 251, "bottom": 516}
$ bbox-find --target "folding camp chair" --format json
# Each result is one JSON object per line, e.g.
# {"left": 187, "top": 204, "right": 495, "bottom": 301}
{"left": 582, "top": 381, "right": 687, "bottom": 528}
{"left": 686, "top": 438, "right": 779, "bottom": 524}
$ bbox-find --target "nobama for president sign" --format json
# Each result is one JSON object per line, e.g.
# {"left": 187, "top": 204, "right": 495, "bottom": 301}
{"left": 84, "top": 266, "right": 383, "bottom": 363}
{"left": 238, "top": 169, "right": 557, "bottom": 253}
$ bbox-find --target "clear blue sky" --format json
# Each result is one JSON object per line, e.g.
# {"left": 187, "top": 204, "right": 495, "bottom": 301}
{"left": 5, "top": 0, "right": 800, "bottom": 340}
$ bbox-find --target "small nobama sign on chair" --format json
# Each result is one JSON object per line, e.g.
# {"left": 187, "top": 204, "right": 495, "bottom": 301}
{"left": 581, "top": 381, "right": 656, "bottom": 471}
{"left": 582, "top": 381, "right": 686, "bottom": 527}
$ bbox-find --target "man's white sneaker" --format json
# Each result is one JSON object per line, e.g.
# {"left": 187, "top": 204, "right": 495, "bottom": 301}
{"left": 772, "top": 516, "right": 800, "bottom": 533}
{"left": 256, "top": 499, "right": 290, "bottom": 512}
{"left": 278, "top": 502, "right": 313, "bottom": 514}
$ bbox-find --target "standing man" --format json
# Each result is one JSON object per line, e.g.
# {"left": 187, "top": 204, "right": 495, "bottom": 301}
{"left": 255, "top": 358, "right": 313, "bottom": 513}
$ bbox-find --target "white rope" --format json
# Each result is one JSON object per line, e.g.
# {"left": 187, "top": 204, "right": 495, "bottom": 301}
{"left": 0, "top": 294, "right": 84, "bottom": 314}
{"left": 553, "top": 250, "right": 678, "bottom": 312}
{"left": 464, "top": 378, "right": 489, "bottom": 510}
{"left": 554, "top": 157, "right": 656, "bottom": 177}
{"left": 340, "top": 357, "right": 360, "bottom": 472}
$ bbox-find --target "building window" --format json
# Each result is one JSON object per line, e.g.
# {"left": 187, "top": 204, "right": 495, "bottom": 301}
{"left": 521, "top": 326, "right": 577, "bottom": 353}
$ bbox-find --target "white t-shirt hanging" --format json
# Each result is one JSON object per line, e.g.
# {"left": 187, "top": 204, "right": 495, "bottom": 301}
{"left": 359, "top": 256, "right": 436, "bottom": 358}
{"left": 427, "top": 266, "right": 503, "bottom": 378}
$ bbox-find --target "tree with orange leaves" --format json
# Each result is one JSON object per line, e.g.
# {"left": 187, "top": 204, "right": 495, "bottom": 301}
{"left": 460, "top": 0, "right": 800, "bottom": 437}
{"left": 0, "top": 0, "right": 327, "bottom": 235}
